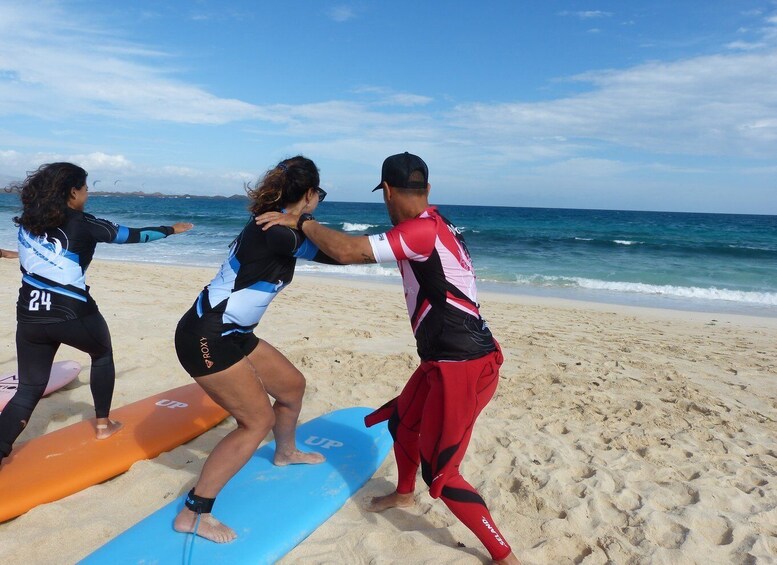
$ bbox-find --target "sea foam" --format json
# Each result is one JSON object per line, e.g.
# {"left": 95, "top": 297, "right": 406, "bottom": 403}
{"left": 513, "top": 275, "right": 777, "bottom": 306}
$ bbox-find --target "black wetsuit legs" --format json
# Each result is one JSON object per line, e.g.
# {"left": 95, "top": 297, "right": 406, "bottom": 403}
{"left": 0, "top": 312, "right": 114, "bottom": 460}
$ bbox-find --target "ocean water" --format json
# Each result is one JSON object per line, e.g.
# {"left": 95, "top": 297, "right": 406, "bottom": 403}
{"left": 1, "top": 192, "right": 776, "bottom": 317}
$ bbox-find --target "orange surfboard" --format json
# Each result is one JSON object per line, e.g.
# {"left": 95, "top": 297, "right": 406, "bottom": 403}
{"left": 0, "top": 383, "right": 228, "bottom": 523}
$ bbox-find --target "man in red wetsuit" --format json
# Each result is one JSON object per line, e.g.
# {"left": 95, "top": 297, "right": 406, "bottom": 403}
{"left": 257, "top": 152, "right": 519, "bottom": 564}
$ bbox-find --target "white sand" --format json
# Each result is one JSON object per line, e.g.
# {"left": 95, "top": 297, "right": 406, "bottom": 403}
{"left": 0, "top": 260, "right": 775, "bottom": 564}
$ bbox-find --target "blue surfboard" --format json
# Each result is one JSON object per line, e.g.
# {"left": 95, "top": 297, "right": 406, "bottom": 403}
{"left": 82, "top": 407, "right": 392, "bottom": 564}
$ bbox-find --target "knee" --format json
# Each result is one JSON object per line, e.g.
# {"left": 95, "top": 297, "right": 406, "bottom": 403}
{"left": 258, "top": 410, "right": 276, "bottom": 433}
{"left": 288, "top": 369, "right": 306, "bottom": 396}
{"left": 238, "top": 410, "right": 275, "bottom": 439}
{"left": 14, "top": 384, "right": 47, "bottom": 408}
{"left": 91, "top": 350, "right": 114, "bottom": 366}
{"left": 276, "top": 369, "right": 306, "bottom": 405}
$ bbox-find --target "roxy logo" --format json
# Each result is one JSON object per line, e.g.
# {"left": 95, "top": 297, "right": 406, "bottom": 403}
{"left": 304, "top": 436, "right": 343, "bottom": 449}
{"left": 156, "top": 399, "right": 189, "bottom": 409}
{"left": 199, "top": 337, "right": 214, "bottom": 369}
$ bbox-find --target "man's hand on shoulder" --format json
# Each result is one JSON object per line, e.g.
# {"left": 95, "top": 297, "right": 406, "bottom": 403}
{"left": 255, "top": 211, "right": 377, "bottom": 265}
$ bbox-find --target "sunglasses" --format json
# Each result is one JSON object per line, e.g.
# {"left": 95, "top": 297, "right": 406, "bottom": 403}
{"left": 315, "top": 187, "right": 327, "bottom": 202}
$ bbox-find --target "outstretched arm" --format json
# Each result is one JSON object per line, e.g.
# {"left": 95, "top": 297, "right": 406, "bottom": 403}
{"left": 108, "top": 221, "right": 193, "bottom": 244}
{"left": 0, "top": 248, "right": 18, "bottom": 259}
{"left": 171, "top": 222, "right": 194, "bottom": 234}
{"left": 257, "top": 212, "right": 374, "bottom": 265}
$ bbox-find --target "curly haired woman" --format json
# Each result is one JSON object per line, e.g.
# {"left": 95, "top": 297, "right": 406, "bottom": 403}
{"left": 172, "top": 155, "right": 336, "bottom": 543}
{"left": 0, "top": 162, "right": 191, "bottom": 464}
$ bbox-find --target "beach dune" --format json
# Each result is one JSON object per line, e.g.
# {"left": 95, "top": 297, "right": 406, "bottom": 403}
{"left": 0, "top": 261, "right": 775, "bottom": 564}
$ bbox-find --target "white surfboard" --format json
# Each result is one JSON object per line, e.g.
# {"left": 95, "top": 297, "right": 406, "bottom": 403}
{"left": 0, "top": 360, "right": 81, "bottom": 411}
{"left": 82, "top": 406, "right": 393, "bottom": 564}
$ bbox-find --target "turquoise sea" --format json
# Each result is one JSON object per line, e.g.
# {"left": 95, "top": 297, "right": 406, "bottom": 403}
{"left": 1, "top": 192, "right": 776, "bottom": 317}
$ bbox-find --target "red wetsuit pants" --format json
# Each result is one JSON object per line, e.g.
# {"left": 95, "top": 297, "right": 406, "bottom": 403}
{"left": 365, "top": 345, "right": 512, "bottom": 560}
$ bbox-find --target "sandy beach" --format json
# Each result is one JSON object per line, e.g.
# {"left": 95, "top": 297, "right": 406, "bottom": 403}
{"left": 0, "top": 260, "right": 775, "bottom": 564}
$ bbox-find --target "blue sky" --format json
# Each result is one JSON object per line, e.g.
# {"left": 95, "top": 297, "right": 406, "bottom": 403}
{"left": 1, "top": 1, "right": 776, "bottom": 214}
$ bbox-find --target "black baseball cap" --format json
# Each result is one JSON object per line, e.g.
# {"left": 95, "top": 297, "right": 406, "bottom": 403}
{"left": 372, "top": 152, "right": 429, "bottom": 191}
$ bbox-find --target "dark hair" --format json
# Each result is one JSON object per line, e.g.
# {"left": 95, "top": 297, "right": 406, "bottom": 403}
{"left": 247, "top": 156, "right": 319, "bottom": 215}
{"left": 12, "top": 162, "right": 88, "bottom": 236}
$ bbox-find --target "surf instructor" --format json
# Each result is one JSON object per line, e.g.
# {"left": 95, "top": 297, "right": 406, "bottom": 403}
{"left": 173, "top": 156, "right": 335, "bottom": 543}
{"left": 0, "top": 162, "right": 192, "bottom": 465}
{"left": 257, "top": 152, "right": 520, "bottom": 564}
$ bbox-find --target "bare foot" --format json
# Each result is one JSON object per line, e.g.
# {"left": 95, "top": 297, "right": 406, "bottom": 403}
{"left": 173, "top": 507, "right": 236, "bottom": 543}
{"left": 366, "top": 491, "right": 415, "bottom": 512}
{"left": 274, "top": 449, "right": 326, "bottom": 466}
{"left": 95, "top": 418, "right": 123, "bottom": 440}
{"left": 495, "top": 552, "right": 521, "bottom": 565}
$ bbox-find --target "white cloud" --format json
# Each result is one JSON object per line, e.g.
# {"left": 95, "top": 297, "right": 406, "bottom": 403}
{"left": 578, "top": 11, "right": 612, "bottom": 19}
{"left": 0, "top": 150, "right": 24, "bottom": 166}
{"left": 0, "top": 1, "right": 264, "bottom": 125}
{"left": 327, "top": 6, "right": 356, "bottom": 22}
{"left": 256, "top": 100, "right": 435, "bottom": 138}
{"left": 448, "top": 49, "right": 777, "bottom": 159}
{"left": 352, "top": 86, "right": 434, "bottom": 107}
{"left": 727, "top": 40, "right": 767, "bottom": 50}
{"left": 379, "top": 93, "right": 434, "bottom": 107}
{"left": 559, "top": 10, "right": 612, "bottom": 19}
{"left": 532, "top": 158, "right": 631, "bottom": 177}
{"left": 221, "top": 171, "right": 255, "bottom": 183}
{"left": 160, "top": 165, "right": 202, "bottom": 177}
{"left": 73, "top": 153, "right": 133, "bottom": 171}
{"left": 0, "top": 149, "right": 130, "bottom": 172}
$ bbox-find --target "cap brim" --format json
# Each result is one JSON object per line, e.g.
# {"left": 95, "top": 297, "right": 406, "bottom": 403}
{"left": 372, "top": 183, "right": 383, "bottom": 192}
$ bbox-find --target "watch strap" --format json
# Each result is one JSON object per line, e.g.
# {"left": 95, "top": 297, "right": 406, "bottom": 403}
{"left": 297, "top": 213, "right": 315, "bottom": 231}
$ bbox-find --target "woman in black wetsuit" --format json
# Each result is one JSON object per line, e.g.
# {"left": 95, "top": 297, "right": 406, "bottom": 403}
{"left": 0, "top": 162, "right": 192, "bottom": 464}
{"left": 172, "top": 155, "right": 335, "bottom": 543}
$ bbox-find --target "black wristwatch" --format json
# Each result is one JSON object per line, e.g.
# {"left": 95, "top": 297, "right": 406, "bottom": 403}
{"left": 297, "top": 213, "right": 315, "bottom": 231}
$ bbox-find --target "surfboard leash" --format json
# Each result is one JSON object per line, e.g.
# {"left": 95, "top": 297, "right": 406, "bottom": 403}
{"left": 183, "top": 513, "right": 202, "bottom": 565}
{"left": 183, "top": 488, "right": 215, "bottom": 565}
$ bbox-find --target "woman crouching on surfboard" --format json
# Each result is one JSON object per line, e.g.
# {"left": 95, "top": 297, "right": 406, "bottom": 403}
{"left": 173, "top": 156, "right": 333, "bottom": 543}
{"left": 0, "top": 162, "right": 192, "bottom": 465}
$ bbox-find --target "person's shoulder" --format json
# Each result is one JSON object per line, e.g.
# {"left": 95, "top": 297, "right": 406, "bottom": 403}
{"left": 64, "top": 207, "right": 83, "bottom": 217}
{"left": 62, "top": 208, "right": 90, "bottom": 227}
{"left": 264, "top": 222, "right": 293, "bottom": 234}
{"left": 235, "top": 217, "right": 262, "bottom": 240}
{"left": 246, "top": 219, "right": 298, "bottom": 245}
{"left": 395, "top": 208, "right": 437, "bottom": 232}
{"left": 70, "top": 209, "right": 97, "bottom": 222}
{"left": 423, "top": 206, "right": 444, "bottom": 220}
{"left": 258, "top": 222, "right": 298, "bottom": 240}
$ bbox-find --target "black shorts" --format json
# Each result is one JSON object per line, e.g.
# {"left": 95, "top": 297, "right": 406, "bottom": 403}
{"left": 174, "top": 306, "right": 259, "bottom": 378}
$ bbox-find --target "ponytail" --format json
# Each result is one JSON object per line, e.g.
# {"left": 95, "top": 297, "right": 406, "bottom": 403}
{"left": 247, "top": 156, "right": 319, "bottom": 215}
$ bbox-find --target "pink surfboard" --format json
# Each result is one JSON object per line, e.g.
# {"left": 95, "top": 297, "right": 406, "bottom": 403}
{"left": 0, "top": 360, "right": 81, "bottom": 411}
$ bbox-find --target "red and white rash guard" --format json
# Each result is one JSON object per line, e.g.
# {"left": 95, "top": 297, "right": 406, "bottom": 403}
{"left": 368, "top": 206, "right": 494, "bottom": 361}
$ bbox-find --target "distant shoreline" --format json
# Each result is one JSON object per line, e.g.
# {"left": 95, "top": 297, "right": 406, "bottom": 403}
{"left": 90, "top": 191, "right": 248, "bottom": 200}
{"left": 89, "top": 190, "right": 248, "bottom": 200}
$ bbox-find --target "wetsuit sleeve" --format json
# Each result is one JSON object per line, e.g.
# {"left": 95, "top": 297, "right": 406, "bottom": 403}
{"left": 367, "top": 216, "right": 437, "bottom": 263}
{"left": 83, "top": 213, "right": 173, "bottom": 244}
{"left": 111, "top": 225, "right": 173, "bottom": 244}
{"left": 265, "top": 225, "right": 303, "bottom": 257}
{"left": 266, "top": 225, "right": 340, "bottom": 264}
